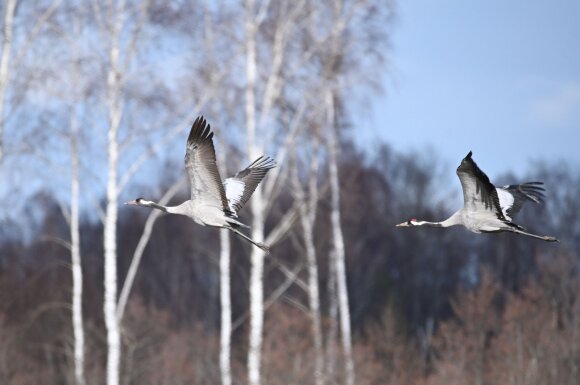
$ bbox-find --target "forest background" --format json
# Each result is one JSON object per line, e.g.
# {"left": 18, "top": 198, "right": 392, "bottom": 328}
{"left": 0, "top": 1, "right": 579, "bottom": 385}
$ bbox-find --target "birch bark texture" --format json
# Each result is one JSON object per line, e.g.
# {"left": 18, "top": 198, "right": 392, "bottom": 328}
{"left": 219, "top": 228, "right": 233, "bottom": 385}
{"left": 244, "top": 2, "right": 265, "bottom": 382}
{"left": 292, "top": 145, "right": 324, "bottom": 385}
{"left": 103, "top": 2, "right": 125, "bottom": 384}
{"left": 69, "top": 100, "right": 86, "bottom": 385}
{"left": 327, "top": 90, "right": 355, "bottom": 385}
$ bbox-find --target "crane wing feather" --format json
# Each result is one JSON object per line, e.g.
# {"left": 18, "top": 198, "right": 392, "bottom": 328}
{"left": 456, "top": 151, "right": 506, "bottom": 221}
{"left": 223, "top": 156, "right": 276, "bottom": 216}
{"left": 184, "top": 116, "right": 230, "bottom": 214}
{"left": 497, "top": 182, "right": 545, "bottom": 220}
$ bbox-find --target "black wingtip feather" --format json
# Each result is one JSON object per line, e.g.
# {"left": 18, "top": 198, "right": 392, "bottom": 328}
{"left": 188, "top": 115, "right": 214, "bottom": 146}
{"left": 457, "top": 150, "right": 506, "bottom": 219}
{"left": 250, "top": 155, "right": 277, "bottom": 170}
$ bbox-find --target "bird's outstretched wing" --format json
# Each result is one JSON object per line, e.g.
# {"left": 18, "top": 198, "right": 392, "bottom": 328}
{"left": 496, "top": 182, "right": 545, "bottom": 221}
{"left": 184, "top": 116, "right": 230, "bottom": 213}
{"left": 223, "top": 156, "right": 276, "bottom": 216}
{"left": 456, "top": 151, "right": 506, "bottom": 220}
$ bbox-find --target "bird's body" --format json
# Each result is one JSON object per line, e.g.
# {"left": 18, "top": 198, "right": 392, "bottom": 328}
{"left": 396, "top": 151, "right": 558, "bottom": 242}
{"left": 126, "top": 116, "right": 276, "bottom": 252}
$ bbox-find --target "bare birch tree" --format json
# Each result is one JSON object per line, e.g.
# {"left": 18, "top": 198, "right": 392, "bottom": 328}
{"left": 291, "top": 141, "right": 324, "bottom": 385}
{"left": 326, "top": 90, "right": 355, "bottom": 385}
{"left": 99, "top": 1, "right": 160, "bottom": 381}
{"left": 69, "top": 99, "right": 86, "bottom": 385}
{"left": 95, "top": 2, "right": 200, "bottom": 383}
{"left": 243, "top": 3, "right": 264, "bottom": 384}
{"left": 103, "top": 0, "right": 123, "bottom": 379}
{"left": 10, "top": 3, "right": 87, "bottom": 383}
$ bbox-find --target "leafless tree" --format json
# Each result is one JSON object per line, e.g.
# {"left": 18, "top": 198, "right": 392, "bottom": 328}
{"left": 0, "top": 0, "right": 61, "bottom": 171}
{"left": 68, "top": 53, "right": 86, "bottom": 385}
{"left": 291, "top": 139, "right": 324, "bottom": 385}
{"left": 326, "top": 89, "right": 356, "bottom": 385}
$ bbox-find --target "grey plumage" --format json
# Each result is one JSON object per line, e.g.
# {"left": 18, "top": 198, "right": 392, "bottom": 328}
{"left": 126, "top": 116, "right": 276, "bottom": 252}
{"left": 396, "top": 151, "right": 558, "bottom": 242}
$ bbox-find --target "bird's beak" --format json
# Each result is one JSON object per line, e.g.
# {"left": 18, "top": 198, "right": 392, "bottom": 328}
{"left": 395, "top": 221, "right": 409, "bottom": 227}
{"left": 124, "top": 200, "right": 138, "bottom": 205}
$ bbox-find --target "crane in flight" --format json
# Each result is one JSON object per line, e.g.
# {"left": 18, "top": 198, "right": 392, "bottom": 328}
{"left": 396, "top": 151, "right": 558, "bottom": 242}
{"left": 126, "top": 116, "right": 276, "bottom": 252}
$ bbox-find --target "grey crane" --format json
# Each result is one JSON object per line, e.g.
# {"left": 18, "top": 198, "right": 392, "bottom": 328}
{"left": 125, "top": 116, "right": 276, "bottom": 252}
{"left": 396, "top": 151, "right": 558, "bottom": 242}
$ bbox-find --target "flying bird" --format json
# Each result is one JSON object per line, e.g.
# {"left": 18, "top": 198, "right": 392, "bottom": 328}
{"left": 126, "top": 116, "right": 276, "bottom": 252}
{"left": 396, "top": 151, "right": 558, "bottom": 242}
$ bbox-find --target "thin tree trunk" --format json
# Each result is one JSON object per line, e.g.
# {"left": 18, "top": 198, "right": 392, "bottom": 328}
{"left": 326, "top": 249, "right": 338, "bottom": 380}
{"left": 70, "top": 104, "right": 86, "bottom": 385}
{"left": 303, "top": 184, "right": 325, "bottom": 385}
{"left": 327, "top": 90, "right": 355, "bottom": 385}
{"left": 215, "top": 119, "right": 233, "bottom": 385}
{"left": 104, "top": 120, "right": 121, "bottom": 385}
{"left": 104, "top": 2, "right": 124, "bottom": 384}
{"left": 0, "top": 0, "right": 16, "bottom": 170}
{"left": 247, "top": 192, "right": 266, "bottom": 385}
{"left": 219, "top": 229, "right": 232, "bottom": 385}
{"left": 244, "top": 2, "right": 266, "bottom": 385}
{"left": 293, "top": 146, "right": 324, "bottom": 385}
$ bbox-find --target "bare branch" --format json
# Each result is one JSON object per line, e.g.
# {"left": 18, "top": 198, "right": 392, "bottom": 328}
{"left": 116, "top": 178, "right": 186, "bottom": 322}
{"left": 264, "top": 200, "right": 301, "bottom": 246}
{"left": 13, "top": 0, "right": 63, "bottom": 67}
{"left": 42, "top": 235, "right": 72, "bottom": 251}
{"left": 232, "top": 260, "right": 304, "bottom": 332}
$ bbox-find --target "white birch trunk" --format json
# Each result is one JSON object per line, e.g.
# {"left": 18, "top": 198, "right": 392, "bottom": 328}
{"left": 215, "top": 124, "right": 233, "bottom": 385}
{"left": 245, "top": 2, "right": 266, "bottom": 385}
{"left": 325, "top": 249, "right": 338, "bottom": 379}
{"left": 104, "top": 120, "right": 121, "bottom": 385}
{"left": 104, "top": 119, "right": 121, "bottom": 385}
{"left": 0, "top": 0, "right": 16, "bottom": 169}
{"left": 327, "top": 91, "right": 355, "bottom": 385}
{"left": 219, "top": 229, "right": 232, "bottom": 385}
{"left": 300, "top": 162, "right": 324, "bottom": 385}
{"left": 70, "top": 105, "right": 86, "bottom": 385}
{"left": 104, "top": 2, "right": 124, "bottom": 384}
{"left": 247, "top": 208, "right": 265, "bottom": 385}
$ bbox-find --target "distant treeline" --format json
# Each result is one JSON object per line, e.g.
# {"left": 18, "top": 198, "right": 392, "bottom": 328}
{"left": 1, "top": 143, "right": 578, "bottom": 384}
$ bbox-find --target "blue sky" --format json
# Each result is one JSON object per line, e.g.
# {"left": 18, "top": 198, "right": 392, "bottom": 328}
{"left": 364, "top": 0, "right": 580, "bottom": 180}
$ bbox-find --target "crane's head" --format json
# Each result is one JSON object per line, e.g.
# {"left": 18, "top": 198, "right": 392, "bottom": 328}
{"left": 395, "top": 218, "right": 418, "bottom": 227}
{"left": 124, "top": 197, "right": 150, "bottom": 206}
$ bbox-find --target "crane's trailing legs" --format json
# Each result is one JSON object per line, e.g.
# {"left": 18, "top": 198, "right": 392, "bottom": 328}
{"left": 500, "top": 227, "right": 559, "bottom": 242}
{"left": 226, "top": 225, "right": 270, "bottom": 252}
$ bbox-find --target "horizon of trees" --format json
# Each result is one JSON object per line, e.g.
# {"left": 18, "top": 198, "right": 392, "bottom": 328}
{"left": 1, "top": 141, "right": 579, "bottom": 384}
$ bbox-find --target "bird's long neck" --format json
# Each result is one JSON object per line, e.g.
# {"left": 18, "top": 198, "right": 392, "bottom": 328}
{"left": 145, "top": 201, "right": 169, "bottom": 212}
{"left": 417, "top": 211, "right": 462, "bottom": 228}
{"left": 415, "top": 221, "right": 445, "bottom": 227}
{"left": 147, "top": 201, "right": 190, "bottom": 215}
